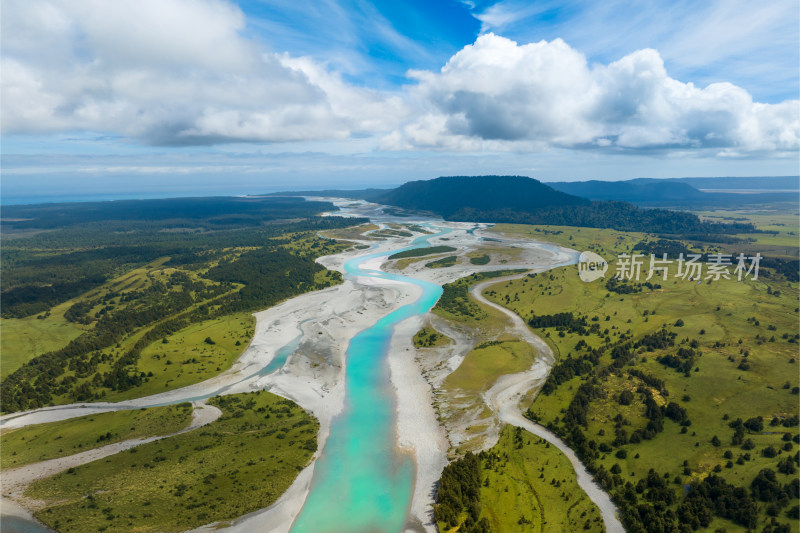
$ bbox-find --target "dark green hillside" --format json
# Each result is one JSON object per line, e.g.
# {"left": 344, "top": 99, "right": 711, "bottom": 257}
{"left": 548, "top": 178, "right": 796, "bottom": 208}
{"left": 452, "top": 201, "right": 753, "bottom": 235}
{"left": 375, "top": 175, "right": 587, "bottom": 217}
{"left": 374, "top": 176, "right": 755, "bottom": 235}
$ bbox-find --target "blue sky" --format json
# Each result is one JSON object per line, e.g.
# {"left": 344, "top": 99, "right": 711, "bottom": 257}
{"left": 238, "top": 0, "right": 799, "bottom": 102}
{"left": 1, "top": 0, "right": 798, "bottom": 202}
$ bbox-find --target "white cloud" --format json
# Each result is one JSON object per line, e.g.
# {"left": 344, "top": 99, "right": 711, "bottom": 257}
{"left": 0, "top": 0, "right": 405, "bottom": 145}
{"left": 1, "top": 2, "right": 796, "bottom": 158}
{"left": 384, "top": 34, "right": 799, "bottom": 154}
{"left": 471, "top": 0, "right": 799, "bottom": 104}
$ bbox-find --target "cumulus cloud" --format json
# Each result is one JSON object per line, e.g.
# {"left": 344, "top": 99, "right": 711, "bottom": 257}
{"left": 0, "top": 0, "right": 406, "bottom": 145}
{"left": 384, "top": 33, "right": 799, "bottom": 155}
{"left": 1, "top": 2, "right": 796, "bottom": 157}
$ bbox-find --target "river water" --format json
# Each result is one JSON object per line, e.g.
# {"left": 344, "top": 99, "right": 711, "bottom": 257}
{"left": 0, "top": 516, "right": 55, "bottom": 533}
{"left": 290, "top": 226, "right": 449, "bottom": 533}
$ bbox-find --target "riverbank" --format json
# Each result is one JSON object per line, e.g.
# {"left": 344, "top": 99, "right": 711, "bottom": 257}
{"left": 1, "top": 401, "right": 221, "bottom": 524}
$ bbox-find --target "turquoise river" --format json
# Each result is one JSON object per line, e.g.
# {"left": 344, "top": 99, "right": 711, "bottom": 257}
{"left": 290, "top": 226, "right": 451, "bottom": 533}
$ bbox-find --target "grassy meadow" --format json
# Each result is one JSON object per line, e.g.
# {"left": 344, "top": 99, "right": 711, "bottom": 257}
{"left": 482, "top": 222, "right": 799, "bottom": 532}
{"left": 1, "top": 404, "right": 193, "bottom": 469}
{"left": 697, "top": 208, "right": 800, "bottom": 255}
{"left": 108, "top": 312, "right": 254, "bottom": 401}
{"left": 28, "top": 391, "right": 317, "bottom": 533}
{"left": 479, "top": 426, "right": 605, "bottom": 533}
{"left": 1, "top": 305, "right": 85, "bottom": 379}
{"left": 413, "top": 326, "right": 453, "bottom": 348}
{"left": 444, "top": 340, "right": 536, "bottom": 394}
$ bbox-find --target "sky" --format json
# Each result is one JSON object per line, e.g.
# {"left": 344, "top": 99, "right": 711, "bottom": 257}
{"left": 1, "top": 0, "right": 798, "bottom": 203}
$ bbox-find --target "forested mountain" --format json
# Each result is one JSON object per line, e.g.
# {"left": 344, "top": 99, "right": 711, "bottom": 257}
{"left": 548, "top": 178, "right": 795, "bottom": 207}
{"left": 374, "top": 175, "right": 587, "bottom": 217}
{"left": 269, "top": 175, "right": 797, "bottom": 213}
{"left": 365, "top": 176, "right": 755, "bottom": 235}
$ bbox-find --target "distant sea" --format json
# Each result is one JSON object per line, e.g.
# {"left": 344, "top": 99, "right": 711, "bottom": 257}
{"left": 0, "top": 182, "right": 396, "bottom": 206}
{"left": 1, "top": 187, "right": 300, "bottom": 206}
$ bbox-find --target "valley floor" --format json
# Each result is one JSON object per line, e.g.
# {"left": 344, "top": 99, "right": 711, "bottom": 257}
{"left": 8, "top": 198, "right": 792, "bottom": 532}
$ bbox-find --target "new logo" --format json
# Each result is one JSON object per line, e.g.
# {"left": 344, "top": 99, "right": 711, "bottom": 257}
{"left": 578, "top": 251, "right": 608, "bottom": 282}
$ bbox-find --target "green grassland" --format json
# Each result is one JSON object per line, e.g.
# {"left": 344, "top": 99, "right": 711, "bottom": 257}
{"left": 691, "top": 208, "right": 800, "bottom": 262}
{"left": 427, "top": 255, "right": 460, "bottom": 268}
{"left": 414, "top": 326, "right": 452, "bottom": 348}
{"left": 480, "top": 426, "right": 604, "bottom": 533}
{"left": 394, "top": 254, "right": 457, "bottom": 270}
{"left": 1, "top": 403, "right": 193, "bottom": 469}
{"left": 389, "top": 245, "right": 458, "bottom": 259}
{"left": 108, "top": 312, "right": 254, "bottom": 401}
{"left": 320, "top": 223, "right": 380, "bottom": 241}
{"left": 698, "top": 209, "right": 800, "bottom": 252}
{"left": 1, "top": 257, "right": 182, "bottom": 379}
{"left": 2, "top": 256, "right": 228, "bottom": 380}
{"left": 3, "top": 258, "right": 247, "bottom": 408}
{"left": 372, "top": 228, "right": 414, "bottom": 238}
{"left": 469, "top": 254, "right": 491, "bottom": 265}
{"left": 434, "top": 426, "right": 604, "bottom": 533}
{"left": 433, "top": 270, "right": 528, "bottom": 329}
{"left": 1, "top": 231, "right": 349, "bottom": 413}
{"left": 484, "top": 223, "right": 799, "bottom": 532}
{"left": 1, "top": 304, "right": 85, "bottom": 379}
{"left": 406, "top": 224, "right": 434, "bottom": 234}
{"left": 444, "top": 340, "right": 536, "bottom": 393}
{"left": 28, "top": 391, "right": 318, "bottom": 533}
{"left": 490, "top": 223, "right": 651, "bottom": 260}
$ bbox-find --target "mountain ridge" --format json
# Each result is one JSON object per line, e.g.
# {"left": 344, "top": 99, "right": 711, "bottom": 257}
{"left": 373, "top": 175, "right": 588, "bottom": 217}
{"left": 370, "top": 176, "right": 755, "bottom": 235}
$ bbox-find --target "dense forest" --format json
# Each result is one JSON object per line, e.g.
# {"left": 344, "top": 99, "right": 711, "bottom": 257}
{"left": 450, "top": 201, "right": 754, "bottom": 235}
{"left": 434, "top": 452, "right": 492, "bottom": 533}
{"left": 1, "top": 198, "right": 365, "bottom": 412}
{"left": 359, "top": 176, "right": 757, "bottom": 235}
{"left": 375, "top": 176, "right": 587, "bottom": 217}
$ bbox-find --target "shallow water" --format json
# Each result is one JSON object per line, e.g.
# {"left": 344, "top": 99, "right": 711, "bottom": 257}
{"left": 0, "top": 515, "right": 55, "bottom": 533}
{"left": 290, "top": 228, "right": 449, "bottom": 533}
{"left": 257, "top": 320, "right": 308, "bottom": 376}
